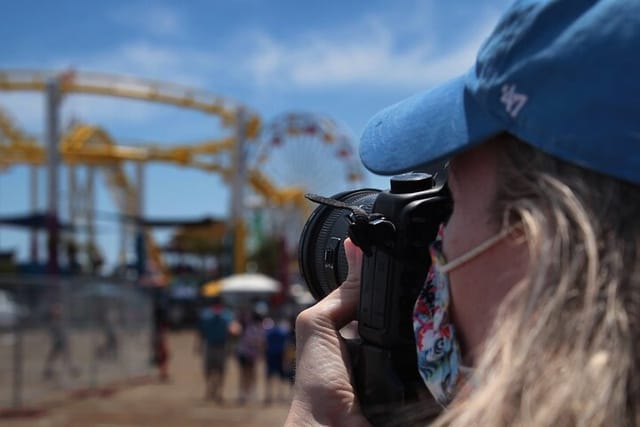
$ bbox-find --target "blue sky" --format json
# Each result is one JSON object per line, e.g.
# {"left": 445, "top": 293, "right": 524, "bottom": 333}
{"left": 0, "top": 0, "right": 511, "bottom": 268}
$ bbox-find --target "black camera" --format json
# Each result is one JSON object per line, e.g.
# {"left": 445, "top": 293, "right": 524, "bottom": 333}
{"left": 299, "top": 172, "right": 452, "bottom": 425}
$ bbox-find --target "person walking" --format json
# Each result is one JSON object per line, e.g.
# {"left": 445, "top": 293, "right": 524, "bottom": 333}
{"left": 263, "top": 317, "right": 292, "bottom": 404}
{"left": 235, "top": 310, "right": 264, "bottom": 404}
{"left": 151, "top": 289, "right": 170, "bottom": 382}
{"left": 196, "top": 296, "right": 236, "bottom": 402}
{"left": 95, "top": 305, "right": 118, "bottom": 361}
{"left": 42, "top": 302, "right": 78, "bottom": 380}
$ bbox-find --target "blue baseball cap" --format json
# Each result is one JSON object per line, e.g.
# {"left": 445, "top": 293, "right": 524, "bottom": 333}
{"left": 360, "top": 0, "right": 640, "bottom": 185}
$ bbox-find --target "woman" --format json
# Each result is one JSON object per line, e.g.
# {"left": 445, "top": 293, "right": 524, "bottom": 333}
{"left": 235, "top": 310, "right": 264, "bottom": 404}
{"left": 286, "top": 1, "right": 640, "bottom": 425}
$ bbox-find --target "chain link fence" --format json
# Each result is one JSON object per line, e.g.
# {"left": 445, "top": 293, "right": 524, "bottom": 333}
{"left": 0, "top": 275, "right": 153, "bottom": 410}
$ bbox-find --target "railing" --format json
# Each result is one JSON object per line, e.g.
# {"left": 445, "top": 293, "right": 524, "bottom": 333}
{"left": 0, "top": 276, "right": 154, "bottom": 411}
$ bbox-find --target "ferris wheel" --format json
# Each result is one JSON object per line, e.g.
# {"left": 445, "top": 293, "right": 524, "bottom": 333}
{"left": 249, "top": 112, "right": 367, "bottom": 199}
{"left": 246, "top": 112, "right": 367, "bottom": 255}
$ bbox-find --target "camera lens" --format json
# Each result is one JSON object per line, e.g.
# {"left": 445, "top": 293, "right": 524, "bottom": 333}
{"left": 298, "top": 189, "right": 380, "bottom": 301}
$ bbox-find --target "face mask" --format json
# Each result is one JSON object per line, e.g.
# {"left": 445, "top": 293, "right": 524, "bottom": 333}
{"left": 412, "top": 224, "right": 516, "bottom": 406}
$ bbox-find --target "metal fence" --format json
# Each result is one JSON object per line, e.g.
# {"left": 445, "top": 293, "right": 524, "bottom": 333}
{"left": 0, "top": 275, "right": 153, "bottom": 410}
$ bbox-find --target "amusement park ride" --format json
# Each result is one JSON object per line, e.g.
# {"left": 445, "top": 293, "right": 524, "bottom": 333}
{"left": 0, "top": 69, "right": 365, "bottom": 283}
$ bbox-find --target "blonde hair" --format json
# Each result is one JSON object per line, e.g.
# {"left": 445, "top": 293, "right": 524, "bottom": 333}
{"left": 432, "top": 134, "right": 640, "bottom": 426}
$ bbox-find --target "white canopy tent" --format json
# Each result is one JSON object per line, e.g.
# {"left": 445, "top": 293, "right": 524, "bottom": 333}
{"left": 219, "top": 273, "right": 281, "bottom": 294}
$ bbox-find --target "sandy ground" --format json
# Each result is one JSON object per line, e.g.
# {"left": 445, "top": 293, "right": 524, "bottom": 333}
{"left": 1, "top": 331, "right": 291, "bottom": 427}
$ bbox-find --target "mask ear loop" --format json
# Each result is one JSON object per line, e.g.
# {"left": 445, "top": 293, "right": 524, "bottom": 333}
{"left": 439, "top": 225, "right": 521, "bottom": 274}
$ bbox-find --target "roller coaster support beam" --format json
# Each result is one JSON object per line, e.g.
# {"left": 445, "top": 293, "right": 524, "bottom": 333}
{"left": 45, "top": 78, "right": 61, "bottom": 275}
{"left": 231, "top": 108, "right": 248, "bottom": 274}
{"left": 29, "top": 166, "right": 38, "bottom": 262}
{"left": 135, "top": 162, "right": 146, "bottom": 277}
{"left": 87, "top": 166, "right": 96, "bottom": 261}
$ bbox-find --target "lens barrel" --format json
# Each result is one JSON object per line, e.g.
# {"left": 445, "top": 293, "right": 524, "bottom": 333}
{"left": 298, "top": 189, "right": 380, "bottom": 301}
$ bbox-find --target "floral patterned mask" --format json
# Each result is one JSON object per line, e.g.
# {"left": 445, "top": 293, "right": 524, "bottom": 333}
{"left": 413, "top": 224, "right": 515, "bottom": 406}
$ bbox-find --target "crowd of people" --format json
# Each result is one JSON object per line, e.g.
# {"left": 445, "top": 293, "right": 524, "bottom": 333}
{"left": 194, "top": 296, "right": 296, "bottom": 405}
{"left": 40, "top": 286, "right": 297, "bottom": 407}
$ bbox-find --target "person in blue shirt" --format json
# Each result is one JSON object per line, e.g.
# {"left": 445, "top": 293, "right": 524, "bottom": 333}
{"left": 263, "top": 317, "right": 292, "bottom": 404}
{"left": 196, "top": 296, "right": 237, "bottom": 403}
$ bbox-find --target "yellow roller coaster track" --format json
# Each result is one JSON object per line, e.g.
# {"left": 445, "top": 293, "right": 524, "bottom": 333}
{"left": 0, "top": 107, "right": 306, "bottom": 278}
{"left": 0, "top": 69, "right": 261, "bottom": 137}
{"left": 59, "top": 124, "right": 307, "bottom": 209}
{"left": 0, "top": 120, "right": 306, "bottom": 209}
{"left": 0, "top": 69, "right": 315, "bottom": 277}
{"left": 0, "top": 69, "right": 304, "bottom": 205}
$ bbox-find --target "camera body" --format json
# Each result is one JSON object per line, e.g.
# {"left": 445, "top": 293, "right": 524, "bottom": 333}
{"left": 299, "top": 172, "right": 452, "bottom": 423}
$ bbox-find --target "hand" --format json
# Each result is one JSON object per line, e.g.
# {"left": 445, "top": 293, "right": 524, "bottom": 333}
{"left": 285, "top": 238, "right": 371, "bottom": 427}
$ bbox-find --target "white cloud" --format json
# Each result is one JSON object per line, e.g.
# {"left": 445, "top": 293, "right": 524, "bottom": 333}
{"left": 34, "top": 43, "right": 234, "bottom": 130}
{"left": 240, "top": 14, "right": 498, "bottom": 90}
{"left": 146, "top": 7, "right": 184, "bottom": 36}
{"left": 0, "top": 4, "right": 502, "bottom": 133}
{"left": 0, "top": 43, "right": 225, "bottom": 136}
{"left": 53, "top": 41, "right": 218, "bottom": 88}
{"left": 109, "top": 4, "right": 185, "bottom": 37}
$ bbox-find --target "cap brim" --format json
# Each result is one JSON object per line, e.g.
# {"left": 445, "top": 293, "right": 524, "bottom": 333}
{"left": 359, "top": 71, "right": 504, "bottom": 175}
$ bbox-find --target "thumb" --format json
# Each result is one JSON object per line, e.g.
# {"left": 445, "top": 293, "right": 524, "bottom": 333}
{"left": 304, "top": 238, "right": 363, "bottom": 330}
{"left": 343, "top": 237, "right": 363, "bottom": 288}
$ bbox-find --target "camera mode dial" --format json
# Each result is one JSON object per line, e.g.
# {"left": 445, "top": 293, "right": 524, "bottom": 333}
{"left": 390, "top": 172, "right": 434, "bottom": 194}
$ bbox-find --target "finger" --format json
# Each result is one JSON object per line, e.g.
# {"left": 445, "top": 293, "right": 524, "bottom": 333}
{"left": 303, "top": 238, "right": 363, "bottom": 330}
{"left": 343, "top": 237, "right": 363, "bottom": 286}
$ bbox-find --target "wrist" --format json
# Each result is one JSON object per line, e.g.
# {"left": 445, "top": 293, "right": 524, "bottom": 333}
{"left": 284, "top": 399, "right": 314, "bottom": 427}
{"left": 285, "top": 397, "right": 372, "bottom": 427}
